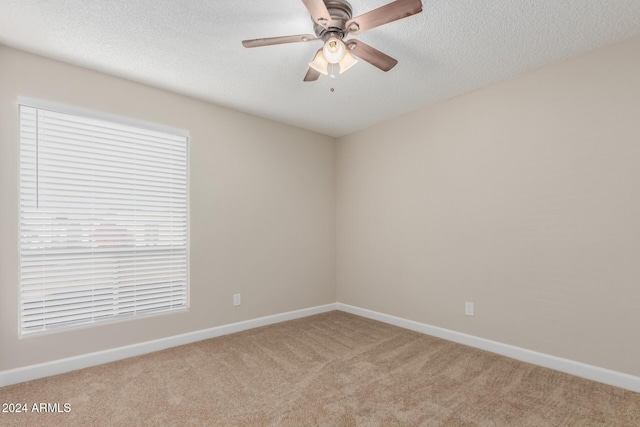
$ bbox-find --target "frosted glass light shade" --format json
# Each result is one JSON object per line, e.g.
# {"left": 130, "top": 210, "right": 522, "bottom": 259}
{"left": 322, "top": 37, "right": 346, "bottom": 64}
{"left": 339, "top": 51, "right": 358, "bottom": 74}
{"left": 309, "top": 49, "right": 329, "bottom": 75}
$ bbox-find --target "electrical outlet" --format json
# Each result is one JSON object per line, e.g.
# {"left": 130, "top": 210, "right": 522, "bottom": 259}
{"left": 233, "top": 294, "right": 241, "bottom": 306}
{"left": 465, "top": 301, "right": 474, "bottom": 316}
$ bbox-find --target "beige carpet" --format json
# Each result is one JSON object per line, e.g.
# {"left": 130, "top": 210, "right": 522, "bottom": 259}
{"left": 1, "top": 311, "right": 639, "bottom": 426}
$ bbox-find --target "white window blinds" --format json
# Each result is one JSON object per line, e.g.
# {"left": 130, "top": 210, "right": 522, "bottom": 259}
{"left": 19, "top": 103, "right": 189, "bottom": 336}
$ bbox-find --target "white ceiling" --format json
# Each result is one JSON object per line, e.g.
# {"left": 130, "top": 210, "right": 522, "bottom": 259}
{"left": 1, "top": 1, "right": 640, "bottom": 137}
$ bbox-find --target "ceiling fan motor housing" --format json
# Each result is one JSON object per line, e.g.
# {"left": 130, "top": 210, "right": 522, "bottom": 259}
{"left": 313, "top": 0, "right": 353, "bottom": 40}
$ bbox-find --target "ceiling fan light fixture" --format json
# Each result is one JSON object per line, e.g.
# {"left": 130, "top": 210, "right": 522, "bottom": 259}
{"left": 338, "top": 50, "right": 358, "bottom": 74}
{"left": 322, "top": 37, "right": 346, "bottom": 64}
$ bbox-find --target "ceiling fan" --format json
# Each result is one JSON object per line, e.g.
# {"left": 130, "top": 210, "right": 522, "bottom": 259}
{"left": 242, "top": 0, "right": 423, "bottom": 81}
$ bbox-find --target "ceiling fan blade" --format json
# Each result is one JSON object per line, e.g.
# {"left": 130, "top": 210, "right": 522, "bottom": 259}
{"left": 242, "top": 34, "right": 318, "bottom": 48}
{"left": 345, "top": 0, "right": 423, "bottom": 35}
{"left": 304, "top": 67, "right": 321, "bottom": 82}
{"left": 345, "top": 39, "right": 398, "bottom": 71}
{"left": 301, "top": 0, "right": 332, "bottom": 28}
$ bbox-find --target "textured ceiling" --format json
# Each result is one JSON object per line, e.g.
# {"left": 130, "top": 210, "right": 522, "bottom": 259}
{"left": 1, "top": 0, "right": 640, "bottom": 137}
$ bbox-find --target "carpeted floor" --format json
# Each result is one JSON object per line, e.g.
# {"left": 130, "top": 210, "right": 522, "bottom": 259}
{"left": 1, "top": 311, "right": 639, "bottom": 426}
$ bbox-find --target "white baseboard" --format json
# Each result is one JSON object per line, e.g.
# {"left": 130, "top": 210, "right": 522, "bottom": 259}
{"left": 336, "top": 303, "right": 640, "bottom": 393}
{"left": 4, "top": 302, "right": 639, "bottom": 393}
{"left": 0, "top": 303, "right": 338, "bottom": 388}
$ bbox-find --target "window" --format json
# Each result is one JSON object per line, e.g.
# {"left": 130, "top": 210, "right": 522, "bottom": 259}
{"left": 19, "top": 100, "right": 189, "bottom": 336}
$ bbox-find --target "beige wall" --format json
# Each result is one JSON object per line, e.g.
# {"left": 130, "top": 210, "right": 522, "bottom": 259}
{"left": 337, "top": 35, "right": 640, "bottom": 377}
{"left": 0, "top": 46, "right": 336, "bottom": 370}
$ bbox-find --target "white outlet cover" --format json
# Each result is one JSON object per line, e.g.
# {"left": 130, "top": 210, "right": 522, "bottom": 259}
{"left": 465, "top": 302, "right": 474, "bottom": 316}
{"left": 233, "top": 294, "right": 241, "bottom": 306}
